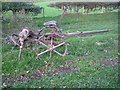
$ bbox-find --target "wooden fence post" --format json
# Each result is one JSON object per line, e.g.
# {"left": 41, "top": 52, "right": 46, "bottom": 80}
{"left": 43, "top": 8, "right": 45, "bottom": 17}
{"left": 102, "top": 6, "right": 104, "bottom": 13}
{"left": 82, "top": 5, "right": 84, "bottom": 14}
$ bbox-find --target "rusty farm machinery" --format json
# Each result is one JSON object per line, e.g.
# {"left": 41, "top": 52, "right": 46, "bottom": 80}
{"left": 8, "top": 21, "right": 112, "bottom": 60}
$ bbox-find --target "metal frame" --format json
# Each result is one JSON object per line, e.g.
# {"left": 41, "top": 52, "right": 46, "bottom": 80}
{"left": 8, "top": 20, "right": 112, "bottom": 60}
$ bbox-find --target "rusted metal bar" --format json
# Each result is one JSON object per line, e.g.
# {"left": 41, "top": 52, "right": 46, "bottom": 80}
{"left": 63, "top": 29, "right": 112, "bottom": 37}
{"left": 9, "top": 36, "right": 20, "bottom": 46}
{"left": 41, "top": 40, "right": 63, "bottom": 44}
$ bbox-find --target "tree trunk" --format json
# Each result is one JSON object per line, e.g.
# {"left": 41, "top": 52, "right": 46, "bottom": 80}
{"left": 101, "top": 6, "right": 104, "bottom": 13}
{"left": 69, "top": 6, "right": 72, "bottom": 13}
{"left": 22, "top": 9, "right": 28, "bottom": 21}
{"left": 58, "top": 5, "right": 68, "bottom": 24}
{"left": 43, "top": 8, "right": 45, "bottom": 17}
{"left": 76, "top": 6, "right": 80, "bottom": 13}
{"left": 73, "top": 6, "right": 76, "bottom": 13}
{"left": 86, "top": 8, "right": 89, "bottom": 13}
{"left": 12, "top": 11, "right": 17, "bottom": 21}
{"left": 82, "top": 5, "right": 84, "bottom": 14}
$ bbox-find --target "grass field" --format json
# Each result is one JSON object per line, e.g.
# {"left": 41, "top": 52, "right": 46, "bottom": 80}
{"left": 2, "top": 9, "right": 118, "bottom": 88}
{"left": 34, "top": 2, "right": 62, "bottom": 17}
{"left": 34, "top": 2, "right": 118, "bottom": 18}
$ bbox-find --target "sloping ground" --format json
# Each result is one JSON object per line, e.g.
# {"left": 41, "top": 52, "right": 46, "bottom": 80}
{"left": 2, "top": 2, "right": 118, "bottom": 36}
{"left": 34, "top": 2, "right": 62, "bottom": 17}
{"left": 34, "top": 2, "right": 119, "bottom": 18}
{"left": 2, "top": 12, "right": 118, "bottom": 88}
{"left": 2, "top": 2, "right": 62, "bottom": 36}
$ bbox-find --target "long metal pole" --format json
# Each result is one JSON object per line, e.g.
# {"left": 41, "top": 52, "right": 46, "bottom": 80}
{"left": 63, "top": 29, "right": 112, "bottom": 37}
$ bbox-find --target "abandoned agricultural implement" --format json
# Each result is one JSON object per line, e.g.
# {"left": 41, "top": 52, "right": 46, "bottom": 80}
{"left": 8, "top": 21, "right": 112, "bottom": 60}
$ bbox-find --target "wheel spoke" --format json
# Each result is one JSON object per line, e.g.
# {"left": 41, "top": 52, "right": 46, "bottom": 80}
{"left": 52, "top": 42, "right": 65, "bottom": 49}
{"left": 53, "top": 50, "right": 65, "bottom": 56}
{"left": 39, "top": 41, "right": 49, "bottom": 48}
{"left": 37, "top": 49, "right": 50, "bottom": 56}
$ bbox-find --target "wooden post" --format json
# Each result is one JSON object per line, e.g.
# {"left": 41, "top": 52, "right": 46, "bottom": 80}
{"left": 69, "top": 6, "right": 72, "bottom": 13}
{"left": 73, "top": 6, "right": 75, "bottom": 13}
{"left": 76, "top": 6, "right": 80, "bottom": 13}
{"left": 82, "top": 5, "right": 84, "bottom": 14}
{"left": 21, "top": 9, "right": 27, "bottom": 21}
{"left": 43, "top": 8, "right": 45, "bottom": 17}
{"left": 58, "top": 5, "right": 68, "bottom": 24}
{"left": 102, "top": 6, "right": 104, "bottom": 13}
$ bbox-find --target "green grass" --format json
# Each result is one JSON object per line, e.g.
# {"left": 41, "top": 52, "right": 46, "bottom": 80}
{"left": 12, "top": 66, "right": 118, "bottom": 88}
{"left": 33, "top": 2, "right": 118, "bottom": 18}
{"left": 34, "top": 2, "right": 62, "bottom": 18}
{"left": 2, "top": 12, "right": 118, "bottom": 88}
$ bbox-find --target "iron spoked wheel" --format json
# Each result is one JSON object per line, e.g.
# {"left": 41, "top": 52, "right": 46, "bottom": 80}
{"left": 35, "top": 33, "right": 69, "bottom": 59}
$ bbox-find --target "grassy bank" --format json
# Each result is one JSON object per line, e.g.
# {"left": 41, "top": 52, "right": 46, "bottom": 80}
{"left": 34, "top": 2, "right": 62, "bottom": 17}
{"left": 2, "top": 12, "right": 118, "bottom": 88}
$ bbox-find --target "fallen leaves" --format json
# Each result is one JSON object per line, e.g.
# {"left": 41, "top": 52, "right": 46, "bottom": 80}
{"left": 59, "top": 65, "right": 64, "bottom": 67}
{"left": 42, "top": 67, "right": 47, "bottom": 70}
{"left": 89, "top": 61, "right": 93, "bottom": 64}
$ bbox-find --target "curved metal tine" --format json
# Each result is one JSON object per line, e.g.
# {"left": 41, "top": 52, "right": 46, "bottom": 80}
{"left": 18, "top": 41, "right": 24, "bottom": 61}
{"left": 9, "top": 36, "right": 20, "bottom": 46}
{"left": 64, "top": 44, "right": 68, "bottom": 55}
{"left": 54, "top": 26, "right": 62, "bottom": 32}
{"left": 38, "top": 27, "right": 47, "bottom": 35}
{"left": 54, "top": 33, "right": 64, "bottom": 38}
{"left": 34, "top": 42, "right": 38, "bottom": 54}
{"left": 50, "top": 36, "right": 53, "bottom": 58}
{"left": 18, "top": 48, "right": 22, "bottom": 61}
{"left": 9, "top": 35, "right": 20, "bottom": 54}
{"left": 10, "top": 39, "right": 17, "bottom": 53}
{"left": 38, "top": 35, "right": 45, "bottom": 40}
{"left": 10, "top": 46, "right": 15, "bottom": 54}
